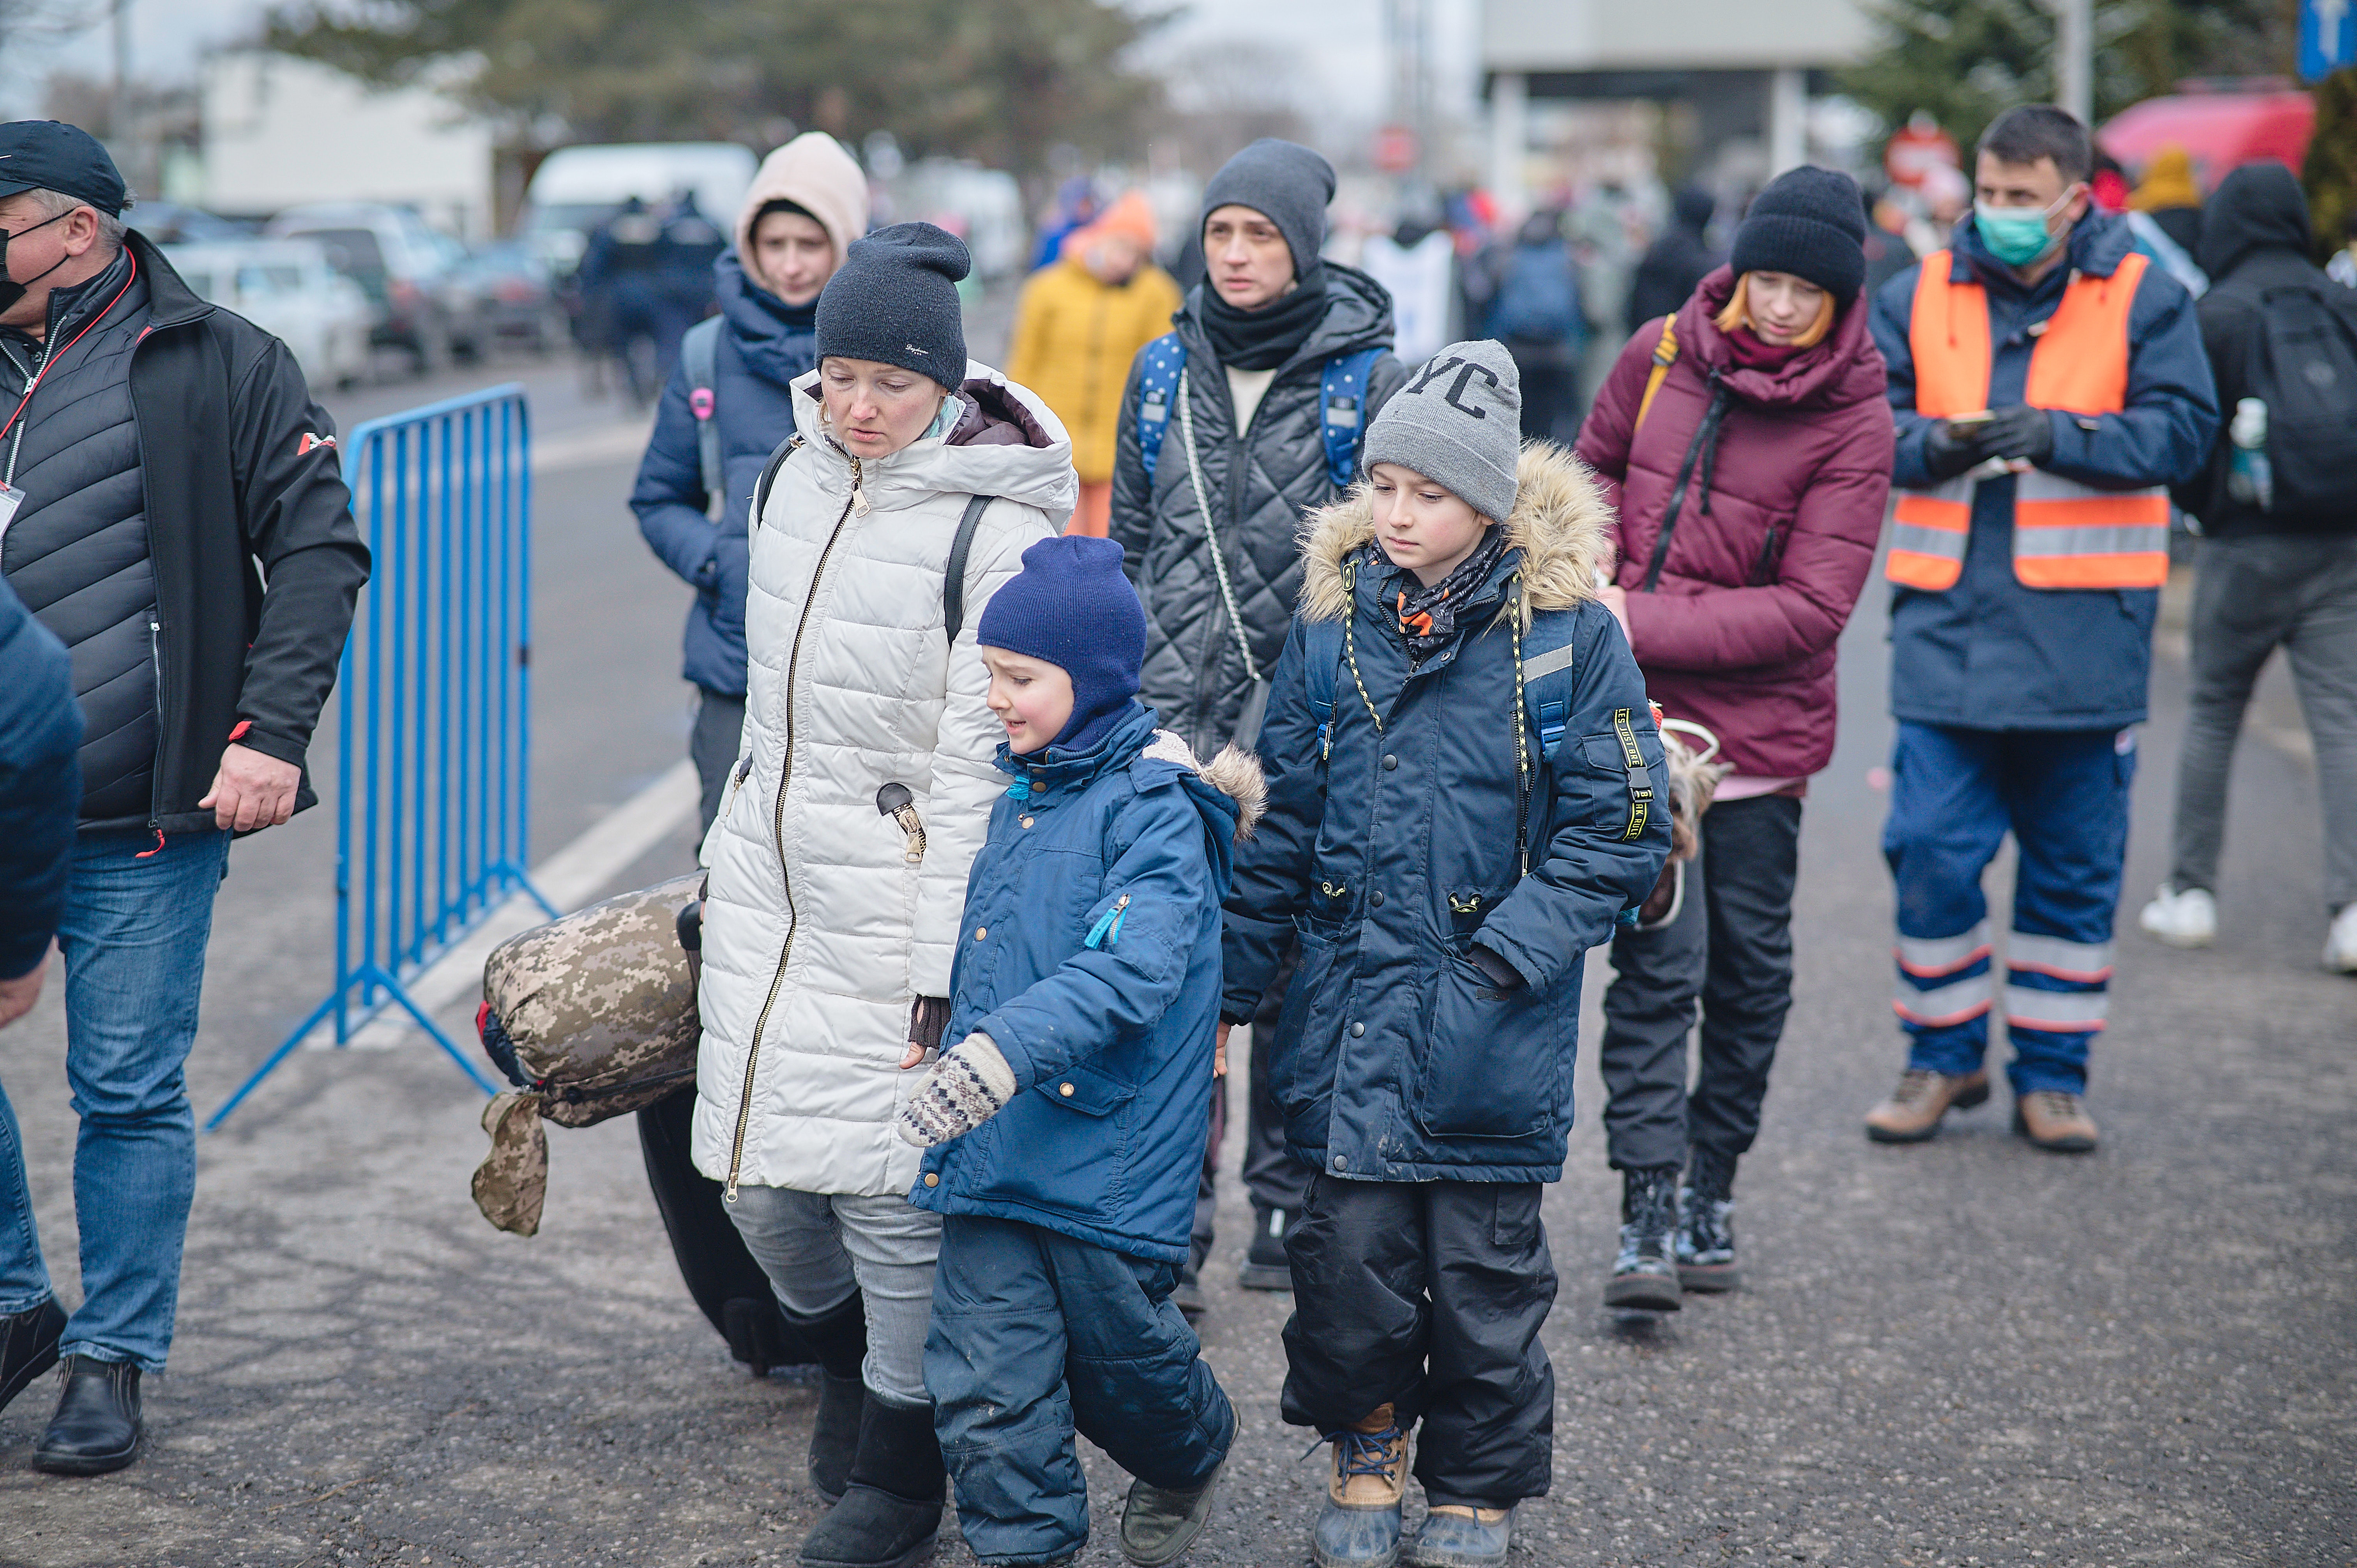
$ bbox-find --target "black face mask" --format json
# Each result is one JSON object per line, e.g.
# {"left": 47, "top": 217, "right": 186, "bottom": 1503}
{"left": 0, "top": 209, "right": 75, "bottom": 316}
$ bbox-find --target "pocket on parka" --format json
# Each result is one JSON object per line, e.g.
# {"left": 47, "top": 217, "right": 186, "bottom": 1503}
{"left": 1411, "top": 949, "right": 1557, "bottom": 1140}
{"left": 1269, "top": 921, "right": 1343, "bottom": 1122}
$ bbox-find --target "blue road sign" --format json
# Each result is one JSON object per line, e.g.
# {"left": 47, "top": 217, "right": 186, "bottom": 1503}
{"left": 2304, "top": 0, "right": 2356, "bottom": 81}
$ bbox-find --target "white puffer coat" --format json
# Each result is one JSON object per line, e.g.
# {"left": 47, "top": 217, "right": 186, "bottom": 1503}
{"left": 694, "top": 364, "right": 1073, "bottom": 1196}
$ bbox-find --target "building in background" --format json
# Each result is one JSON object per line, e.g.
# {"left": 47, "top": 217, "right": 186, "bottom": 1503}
{"left": 1483, "top": 0, "right": 1873, "bottom": 214}
{"left": 200, "top": 53, "right": 495, "bottom": 238}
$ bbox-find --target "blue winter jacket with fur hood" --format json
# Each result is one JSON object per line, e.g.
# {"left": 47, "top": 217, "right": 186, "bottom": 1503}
{"left": 911, "top": 702, "right": 1266, "bottom": 1262}
{"left": 1223, "top": 444, "right": 1670, "bottom": 1183}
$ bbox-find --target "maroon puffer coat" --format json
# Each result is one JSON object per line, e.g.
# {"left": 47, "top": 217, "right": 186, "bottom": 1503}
{"left": 1574, "top": 266, "right": 1893, "bottom": 780}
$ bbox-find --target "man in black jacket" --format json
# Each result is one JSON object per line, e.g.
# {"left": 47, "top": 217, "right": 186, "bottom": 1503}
{"left": 0, "top": 121, "right": 368, "bottom": 1474}
{"left": 2141, "top": 161, "right": 2357, "bottom": 972}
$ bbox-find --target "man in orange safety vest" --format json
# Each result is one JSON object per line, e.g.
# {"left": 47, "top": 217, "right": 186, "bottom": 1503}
{"left": 1862, "top": 105, "right": 2217, "bottom": 1155}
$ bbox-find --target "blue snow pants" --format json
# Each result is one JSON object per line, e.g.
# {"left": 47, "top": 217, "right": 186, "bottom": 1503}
{"left": 926, "top": 1213, "right": 1234, "bottom": 1566}
{"left": 1882, "top": 722, "right": 2134, "bottom": 1095}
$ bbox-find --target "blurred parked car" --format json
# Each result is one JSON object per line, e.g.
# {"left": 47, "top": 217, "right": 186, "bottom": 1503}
{"left": 129, "top": 201, "right": 255, "bottom": 245}
{"left": 163, "top": 239, "right": 375, "bottom": 390}
{"left": 264, "top": 201, "right": 487, "bottom": 374}
{"left": 451, "top": 240, "right": 565, "bottom": 353}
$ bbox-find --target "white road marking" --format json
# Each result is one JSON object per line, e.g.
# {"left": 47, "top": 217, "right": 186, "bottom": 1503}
{"left": 304, "top": 758, "right": 699, "bottom": 1051}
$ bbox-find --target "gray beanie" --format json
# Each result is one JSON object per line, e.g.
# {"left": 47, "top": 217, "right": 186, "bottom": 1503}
{"left": 1200, "top": 138, "right": 1335, "bottom": 279}
{"left": 1362, "top": 339, "right": 1523, "bottom": 523}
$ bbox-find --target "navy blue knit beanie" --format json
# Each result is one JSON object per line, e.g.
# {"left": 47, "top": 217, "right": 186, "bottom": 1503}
{"left": 976, "top": 536, "right": 1147, "bottom": 751}
{"left": 815, "top": 221, "right": 970, "bottom": 389}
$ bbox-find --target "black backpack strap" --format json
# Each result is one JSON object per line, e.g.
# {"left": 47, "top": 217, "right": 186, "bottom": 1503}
{"left": 751, "top": 433, "right": 803, "bottom": 524}
{"left": 942, "top": 493, "right": 997, "bottom": 645}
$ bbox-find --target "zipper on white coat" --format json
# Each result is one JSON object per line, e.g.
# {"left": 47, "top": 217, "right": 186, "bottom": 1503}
{"left": 725, "top": 470, "right": 861, "bottom": 1202}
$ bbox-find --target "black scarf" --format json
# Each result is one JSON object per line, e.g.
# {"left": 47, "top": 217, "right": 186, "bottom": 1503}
{"left": 1200, "top": 265, "right": 1328, "bottom": 371}
{"left": 1385, "top": 526, "right": 1513, "bottom": 659}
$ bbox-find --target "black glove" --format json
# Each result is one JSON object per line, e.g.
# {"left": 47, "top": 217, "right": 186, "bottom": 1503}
{"left": 1971, "top": 404, "right": 2055, "bottom": 466}
{"left": 1920, "top": 419, "right": 1984, "bottom": 481}
{"left": 908, "top": 996, "right": 951, "bottom": 1061}
{"left": 1466, "top": 944, "right": 1526, "bottom": 998}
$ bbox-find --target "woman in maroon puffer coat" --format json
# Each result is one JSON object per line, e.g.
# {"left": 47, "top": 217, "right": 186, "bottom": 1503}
{"left": 1572, "top": 166, "right": 1893, "bottom": 1311}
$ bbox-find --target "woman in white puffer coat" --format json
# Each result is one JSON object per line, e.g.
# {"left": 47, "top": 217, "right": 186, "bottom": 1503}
{"left": 693, "top": 223, "right": 1071, "bottom": 1568}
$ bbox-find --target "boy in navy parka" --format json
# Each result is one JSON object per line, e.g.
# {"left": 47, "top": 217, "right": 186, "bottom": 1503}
{"left": 897, "top": 535, "right": 1263, "bottom": 1568}
{"left": 1223, "top": 341, "right": 1669, "bottom": 1568}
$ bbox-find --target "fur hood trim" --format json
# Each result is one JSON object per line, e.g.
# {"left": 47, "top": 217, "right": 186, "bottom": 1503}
{"left": 1141, "top": 732, "right": 1268, "bottom": 842}
{"left": 1296, "top": 441, "right": 1615, "bottom": 624}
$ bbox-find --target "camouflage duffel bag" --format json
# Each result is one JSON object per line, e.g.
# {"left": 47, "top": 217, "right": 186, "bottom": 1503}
{"left": 470, "top": 872, "right": 705, "bottom": 1235}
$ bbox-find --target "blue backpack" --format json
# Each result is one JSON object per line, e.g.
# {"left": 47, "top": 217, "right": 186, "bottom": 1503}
{"left": 1132, "top": 332, "right": 1388, "bottom": 493}
{"left": 1487, "top": 239, "right": 1583, "bottom": 343}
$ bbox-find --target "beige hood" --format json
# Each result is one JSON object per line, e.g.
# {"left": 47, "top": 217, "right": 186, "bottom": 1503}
{"left": 1297, "top": 441, "right": 1615, "bottom": 624}
{"left": 735, "top": 132, "right": 870, "bottom": 278}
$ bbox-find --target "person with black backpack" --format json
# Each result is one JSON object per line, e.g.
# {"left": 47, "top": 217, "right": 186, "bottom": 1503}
{"left": 2141, "top": 161, "right": 2357, "bottom": 973}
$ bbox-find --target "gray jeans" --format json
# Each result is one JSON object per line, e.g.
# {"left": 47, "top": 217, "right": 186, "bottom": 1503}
{"left": 725, "top": 1188, "right": 941, "bottom": 1408}
{"left": 2170, "top": 533, "right": 2357, "bottom": 911}
{"left": 691, "top": 690, "right": 747, "bottom": 836}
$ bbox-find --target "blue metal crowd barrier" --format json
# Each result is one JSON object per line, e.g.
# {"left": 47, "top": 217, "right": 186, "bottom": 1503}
{"left": 208, "top": 384, "right": 560, "bottom": 1129}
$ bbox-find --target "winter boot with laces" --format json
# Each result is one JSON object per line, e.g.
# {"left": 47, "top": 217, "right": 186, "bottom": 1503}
{"left": 1601, "top": 1166, "right": 1682, "bottom": 1312}
{"left": 1403, "top": 1504, "right": 1516, "bottom": 1568}
{"left": 1863, "top": 1067, "right": 1990, "bottom": 1143}
{"left": 2012, "top": 1089, "right": 2099, "bottom": 1153}
{"left": 799, "top": 1393, "right": 945, "bottom": 1568}
{"left": 1313, "top": 1403, "right": 1408, "bottom": 1568}
{"left": 1676, "top": 1147, "right": 1739, "bottom": 1293}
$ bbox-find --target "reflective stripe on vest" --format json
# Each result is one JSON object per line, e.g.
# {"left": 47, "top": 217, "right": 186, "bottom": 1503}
{"left": 1889, "top": 249, "right": 2169, "bottom": 592}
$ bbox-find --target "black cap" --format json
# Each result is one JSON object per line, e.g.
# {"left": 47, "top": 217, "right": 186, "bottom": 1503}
{"left": 0, "top": 120, "right": 128, "bottom": 216}
{"left": 1731, "top": 165, "right": 1867, "bottom": 302}
{"left": 815, "top": 221, "right": 971, "bottom": 390}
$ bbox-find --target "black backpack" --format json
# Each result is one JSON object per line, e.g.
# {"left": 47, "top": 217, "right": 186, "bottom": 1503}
{"left": 2242, "top": 282, "right": 2357, "bottom": 516}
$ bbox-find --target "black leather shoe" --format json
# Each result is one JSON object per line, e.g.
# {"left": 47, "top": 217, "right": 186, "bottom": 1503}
{"left": 34, "top": 1355, "right": 143, "bottom": 1475}
{"left": 0, "top": 1298, "right": 66, "bottom": 1416}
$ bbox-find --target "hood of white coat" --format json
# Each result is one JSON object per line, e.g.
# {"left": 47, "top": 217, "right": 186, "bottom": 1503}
{"left": 788, "top": 361, "right": 1080, "bottom": 519}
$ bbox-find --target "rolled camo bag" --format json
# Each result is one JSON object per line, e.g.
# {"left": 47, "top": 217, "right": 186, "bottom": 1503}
{"left": 470, "top": 872, "right": 704, "bottom": 1235}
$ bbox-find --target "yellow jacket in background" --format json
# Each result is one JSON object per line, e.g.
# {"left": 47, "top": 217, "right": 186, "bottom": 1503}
{"left": 1005, "top": 259, "right": 1182, "bottom": 484}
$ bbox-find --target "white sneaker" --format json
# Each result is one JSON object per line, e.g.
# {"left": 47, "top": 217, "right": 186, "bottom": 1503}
{"left": 2325, "top": 905, "right": 2357, "bottom": 974}
{"left": 2138, "top": 883, "right": 2216, "bottom": 949}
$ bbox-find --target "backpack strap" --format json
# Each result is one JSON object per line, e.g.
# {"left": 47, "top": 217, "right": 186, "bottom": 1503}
{"left": 1132, "top": 332, "right": 1187, "bottom": 485}
{"left": 942, "top": 493, "right": 997, "bottom": 646}
{"left": 1321, "top": 347, "right": 1388, "bottom": 492}
{"left": 1516, "top": 608, "right": 1583, "bottom": 761}
{"left": 682, "top": 316, "right": 724, "bottom": 515}
{"left": 1299, "top": 617, "right": 1344, "bottom": 763}
{"left": 751, "top": 431, "right": 802, "bottom": 524}
{"left": 1633, "top": 316, "right": 1679, "bottom": 435}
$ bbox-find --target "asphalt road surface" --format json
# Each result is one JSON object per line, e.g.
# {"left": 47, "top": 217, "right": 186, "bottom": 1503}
{"left": 0, "top": 338, "right": 2349, "bottom": 1567}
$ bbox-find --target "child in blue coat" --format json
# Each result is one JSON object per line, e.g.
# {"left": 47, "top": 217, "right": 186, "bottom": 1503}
{"left": 897, "top": 534, "right": 1263, "bottom": 1568}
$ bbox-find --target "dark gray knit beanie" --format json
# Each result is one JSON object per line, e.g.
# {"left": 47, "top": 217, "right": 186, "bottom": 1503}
{"left": 814, "top": 221, "right": 970, "bottom": 388}
{"left": 1362, "top": 339, "right": 1523, "bottom": 523}
{"left": 1730, "top": 165, "right": 1868, "bottom": 302}
{"left": 1200, "top": 138, "right": 1335, "bottom": 279}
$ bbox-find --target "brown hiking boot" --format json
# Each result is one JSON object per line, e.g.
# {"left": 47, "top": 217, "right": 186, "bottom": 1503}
{"left": 1863, "top": 1067, "right": 1991, "bottom": 1143}
{"left": 2012, "top": 1089, "right": 2099, "bottom": 1153}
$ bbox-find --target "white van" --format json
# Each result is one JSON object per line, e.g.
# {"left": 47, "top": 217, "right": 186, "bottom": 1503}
{"left": 519, "top": 142, "right": 758, "bottom": 269}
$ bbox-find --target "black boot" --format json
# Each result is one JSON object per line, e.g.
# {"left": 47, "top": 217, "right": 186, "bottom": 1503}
{"left": 0, "top": 1297, "right": 65, "bottom": 1415}
{"left": 34, "top": 1354, "right": 143, "bottom": 1475}
{"left": 799, "top": 1394, "right": 945, "bottom": 1568}
{"left": 786, "top": 1298, "right": 869, "bottom": 1504}
{"left": 1237, "top": 1205, "right": 1295, "bottom": 1291}
{"left": 1677, "top": 1148, "right": 1740, "bottom": 1292}
{"left": 1602, "top": 1166, "right": 1682, "bottom": 1312}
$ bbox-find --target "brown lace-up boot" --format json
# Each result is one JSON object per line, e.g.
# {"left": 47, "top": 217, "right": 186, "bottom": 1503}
{"left": 1863, "top": 1067, "right": 1991, "bottom": 1143}
{"left": 2012, "top": 1089, "right": 2099, "bottom": 1153}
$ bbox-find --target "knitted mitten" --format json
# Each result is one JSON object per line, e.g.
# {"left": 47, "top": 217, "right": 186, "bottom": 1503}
{"left": 898, "top": 1033, "right": 1017, "bottom": 1147}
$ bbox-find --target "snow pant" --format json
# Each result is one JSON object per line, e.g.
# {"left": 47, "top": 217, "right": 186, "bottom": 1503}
{"left": 928, "top": 1214, "right": 1233, "bottom": 1566}
{"left": 1281, "top": 1175, "right": 1555, "bottom": 1510}
{"left": 2168, "top": 532, "right": 2357, "bottom": 913}
{"left": 1188, "top": 945, "right": 1311, "bottom": 1278}
{"left": 726, "top": 1187, "right": 939, "bottom": 1408}
{"left": 634, "top": 1087, "right": 815, "bottom": 1372}
{"left": 1882, "top": 722, "right": 2132, "bottom": 1097}
{"left": 689, "top": 688, "right": 746, "bottom": 836}
{"left": 1597, "top": 794, "right": 1802, "bottom": 1174}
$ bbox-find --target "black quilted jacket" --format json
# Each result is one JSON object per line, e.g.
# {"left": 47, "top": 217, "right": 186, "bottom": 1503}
{"left": 1108, "top": 266, "right": 1404, "bottom": 758}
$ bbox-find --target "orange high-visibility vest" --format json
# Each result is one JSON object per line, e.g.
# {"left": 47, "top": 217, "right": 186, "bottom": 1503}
{"left": 1887, "top": 250, "right": 2171, "bottom": 592}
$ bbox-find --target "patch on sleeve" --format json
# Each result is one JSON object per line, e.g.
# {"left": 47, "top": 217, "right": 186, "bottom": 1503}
{"left": 297, "top": 432, "right": 337, "bottom": 456}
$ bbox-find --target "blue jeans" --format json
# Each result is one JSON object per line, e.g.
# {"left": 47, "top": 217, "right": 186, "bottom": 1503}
{"left": 1881, "top": 723, "right": 2131, "bottom": 1095}
{"left": 928, "top": 1214, "right": 1232, "bottom": 1566}
{"left": 0, "top": 827, "right": 230, "bottom": 1371}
